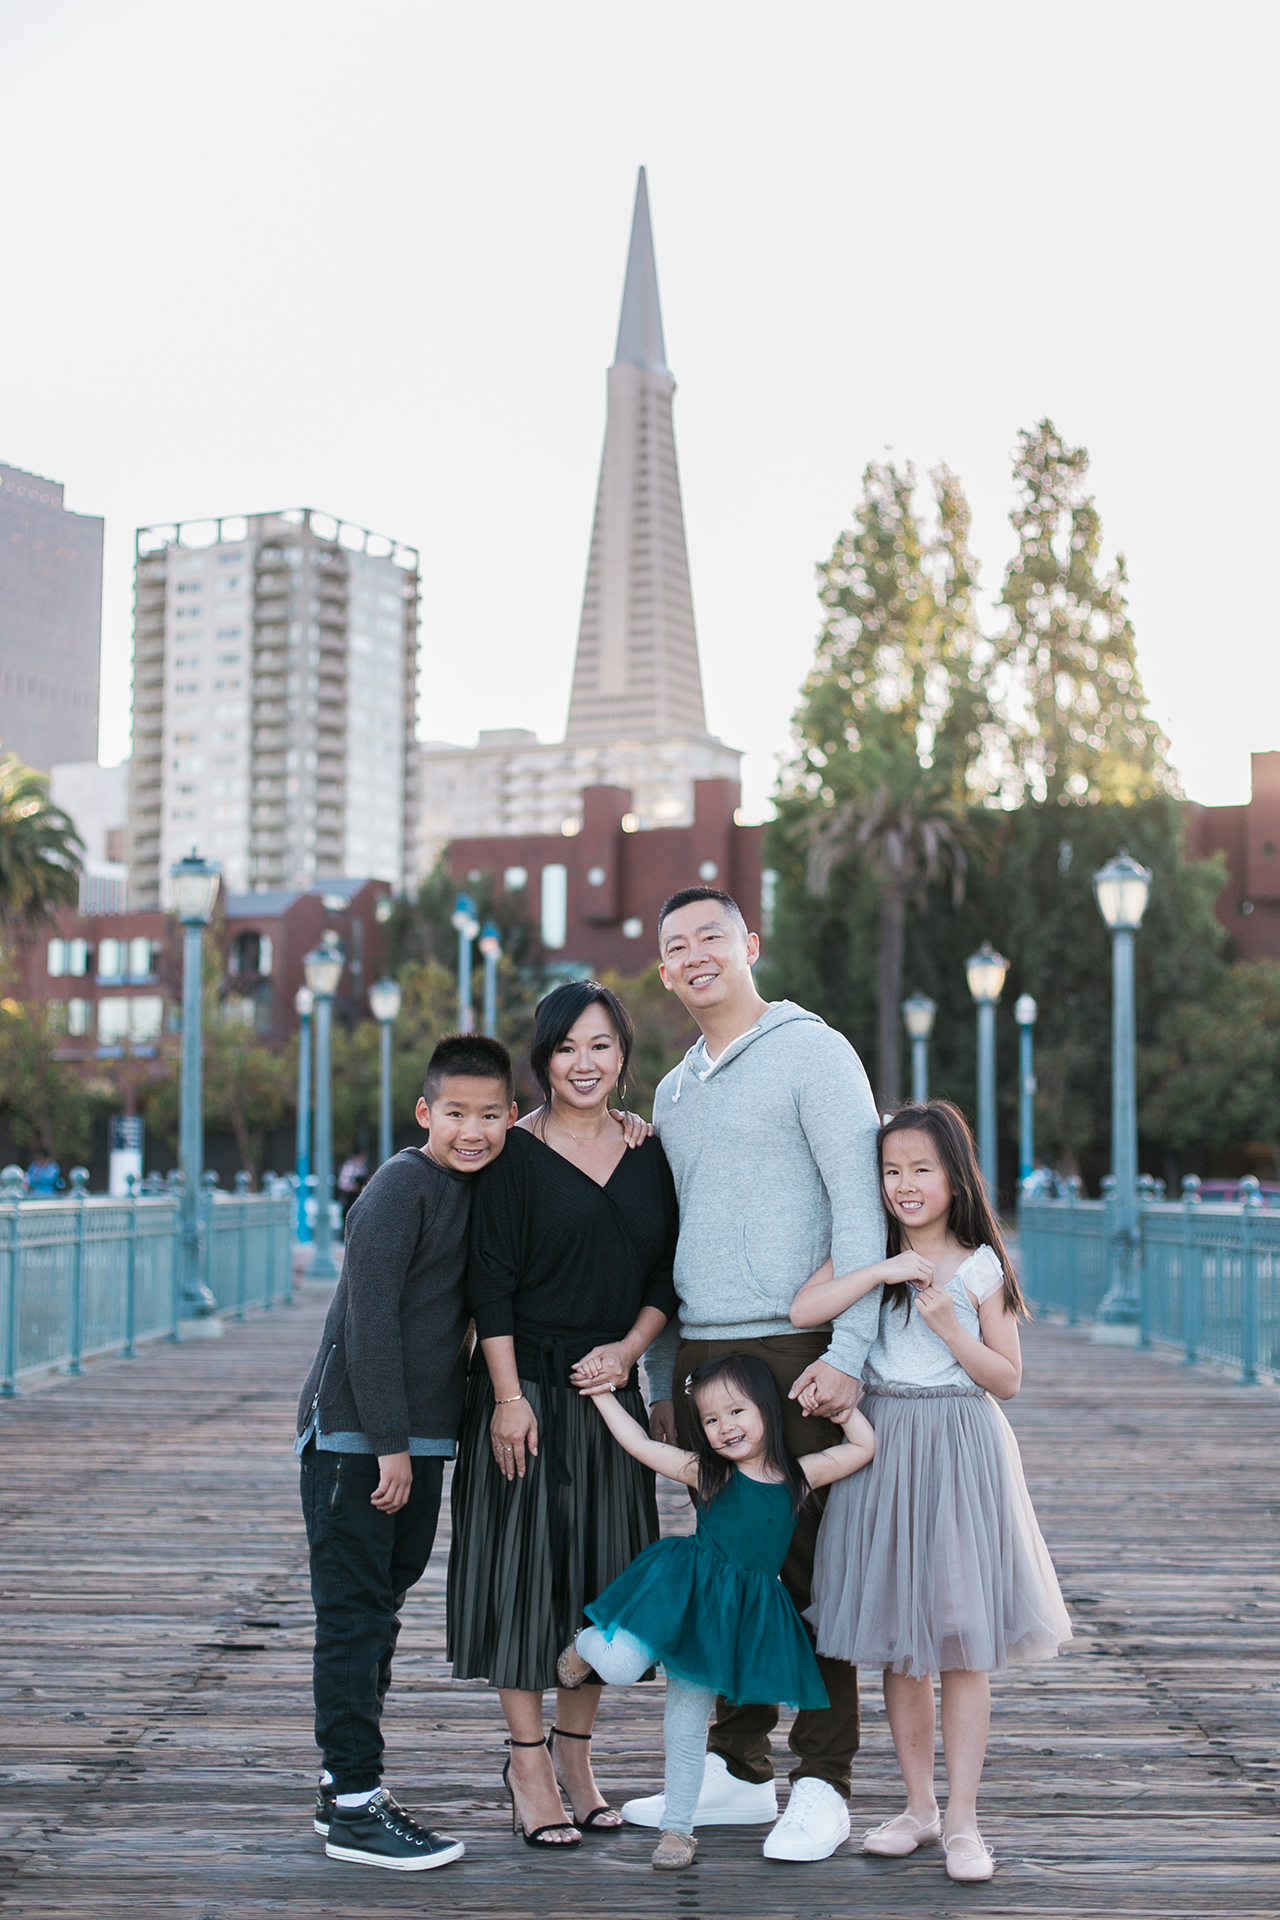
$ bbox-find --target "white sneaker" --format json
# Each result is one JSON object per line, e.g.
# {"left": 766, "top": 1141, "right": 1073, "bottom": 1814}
{"left": 621, "top": 1752, "right": 779, "bottom": 1829}
{"left": 762, "top": 1777, "right": 851, "bottom": 1861}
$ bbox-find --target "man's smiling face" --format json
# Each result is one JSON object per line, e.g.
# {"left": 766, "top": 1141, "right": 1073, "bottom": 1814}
{"left": 658, "top": 901, "right": 759, "bottom": 1015}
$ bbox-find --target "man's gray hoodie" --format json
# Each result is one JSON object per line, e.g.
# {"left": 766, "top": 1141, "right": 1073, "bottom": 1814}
{"left": 643, "top": 1000, "right": 885, "bottom": 1401}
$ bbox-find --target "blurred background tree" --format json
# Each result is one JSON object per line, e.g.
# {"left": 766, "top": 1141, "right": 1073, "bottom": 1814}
{"left": 0, "top": 751, "right": 83, "bottom": 930}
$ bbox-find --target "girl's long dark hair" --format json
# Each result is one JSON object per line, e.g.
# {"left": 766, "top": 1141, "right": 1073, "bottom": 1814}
{"left": 685, "top": 1353, "right": 810, "bottom": 1514}
{"left": 879, "top": 1100, "right": 1026, "bottom": 1319}
{"left": 528, "top": 980, "right": 634, "bottom": 1134}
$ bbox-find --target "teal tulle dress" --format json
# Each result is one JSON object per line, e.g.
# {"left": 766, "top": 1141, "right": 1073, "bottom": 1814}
{"left": 584, "top": 1468, "right": 828, "bottom": 1711}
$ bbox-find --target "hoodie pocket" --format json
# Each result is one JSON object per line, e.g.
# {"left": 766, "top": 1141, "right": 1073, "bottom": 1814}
{"left": 738, "top": 1223, "right": 798, "bottom": 1319}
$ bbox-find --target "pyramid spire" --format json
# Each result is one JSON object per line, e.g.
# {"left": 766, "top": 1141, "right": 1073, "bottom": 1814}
{"left": 614, "top": 167, "right": 668, "bottom": 374}
{"left": 566, "top": 169, "right": 707, "bottom": 742}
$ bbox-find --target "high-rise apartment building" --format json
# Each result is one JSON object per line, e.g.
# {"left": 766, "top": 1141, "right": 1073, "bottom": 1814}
{"left": 415, "top": 169, "right": 740, "bottom": 878}
{"left": 127, "top": 509, "right": 419, "bottom": 907}
{"left": 0, "top": 463, "right": 104, "bottom": 772}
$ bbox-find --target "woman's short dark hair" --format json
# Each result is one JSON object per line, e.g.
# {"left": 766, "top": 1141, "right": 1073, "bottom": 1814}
{"left": 878, "top": 1100, "right": 1026, "bottom": 1318}
{"left": 528, "top": 980, "right": 634, "bottom": 1124}
{"left": 685, "top": 1353, "right": 810, "bottom": 1514}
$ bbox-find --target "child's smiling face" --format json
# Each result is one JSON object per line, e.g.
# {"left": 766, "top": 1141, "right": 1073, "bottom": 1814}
{"left": 416, "top": 1076, "right": 515, "bottom": 1174}
{"left": 881, "top": 1128, "right": 953, "bottom": 1234}
{"left": 695, "top": 1382, "right": 766, "bottom": 1463}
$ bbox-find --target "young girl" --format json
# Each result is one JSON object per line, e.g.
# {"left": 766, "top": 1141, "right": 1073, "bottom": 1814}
{"left": 792, "top": 1100, "right": 1071, "bottom": 1884}
{"left": 557, "top": 1353, "right": 874, "bottom": 1872}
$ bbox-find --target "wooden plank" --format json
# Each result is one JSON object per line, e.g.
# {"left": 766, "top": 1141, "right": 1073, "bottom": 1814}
{"left": 0, "top": 1293, "right": 1276, "bottom": 1917}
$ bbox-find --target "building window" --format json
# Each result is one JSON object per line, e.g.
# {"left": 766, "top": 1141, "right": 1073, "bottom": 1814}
{"left": 98, "top": 938, "right": 124, "bottom": 979}
{"left": 47, "top": 938, "right": 67, "bottom": 977}
{"left": 67, "top": 998, "right": 90, "bottom": 1037}
{"left": 622, "top": 917, "right": 643, "bottom": 939}
{"left": 541, "top": 865, "right": 568, "bottom": 950}
{"left": 98, "top": 998, "right": 130, "bottom": 1045}
{"left": 761, "top": 869, "right": 778, "bottom": 937}
{"left": 67, "top": 938, "right": 90, "bottom": 977}
{"left": 130, "top": 997, "right": 164, "bottom": 1043}
{"left": 46, "top": 1000, "right": 67, "bottom": 1034}
{"left": 128, "top": 937, "right": 156, "bottom": 979}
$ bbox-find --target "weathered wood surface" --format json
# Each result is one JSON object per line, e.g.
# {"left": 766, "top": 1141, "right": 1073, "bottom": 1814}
{"left": 0, "top": 1293, "right": 1276, "bottom": 1918}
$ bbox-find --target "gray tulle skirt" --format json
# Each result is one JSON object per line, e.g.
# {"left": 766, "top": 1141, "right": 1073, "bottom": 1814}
{"left": 446, "top": 1368, "right": 659, "bottom": 1692}
{"left": 806, "top": 1385, "right": 1072, "bottom": 1679}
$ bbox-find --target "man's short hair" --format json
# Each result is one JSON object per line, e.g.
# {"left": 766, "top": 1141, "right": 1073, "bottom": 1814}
{"left": 423, "top": 1033, "right": 514, "bottom": 1106}
{"left": 657, "top": 886, "right": 748, "bottom": 943}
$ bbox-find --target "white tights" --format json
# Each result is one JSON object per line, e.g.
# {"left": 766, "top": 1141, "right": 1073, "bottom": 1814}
{"left": 576, "top": 1625, "right": 715, "bottom": 1836}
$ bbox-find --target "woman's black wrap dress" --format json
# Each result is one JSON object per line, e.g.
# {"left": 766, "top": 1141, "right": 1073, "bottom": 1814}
{"left": 446, "top": 1126, "right": 679, "bottom": 1692}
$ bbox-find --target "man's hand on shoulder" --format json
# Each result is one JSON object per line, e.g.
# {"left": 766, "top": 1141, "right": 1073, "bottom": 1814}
{"left": 649, "top": 1398, "right": 677, "bottom": 1446}
{"left": 371, "top": 1451, "right": 413, "bottom": 1513}
{"left": 788, "top": 1358, "right": 859, "bottom": 1424}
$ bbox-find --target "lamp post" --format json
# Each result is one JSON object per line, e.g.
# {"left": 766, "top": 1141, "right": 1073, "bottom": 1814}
{"left": 303, "top": 937, "right": 344, "bottom": 1281}
{"left": 1092, "top": 849, "right": 1153, "bottom": 1337}
{"left": 478, "top": 923, "right": 503, "bottom": 1036}
{"left": 901, "top": 994, "right": 936, "bottom": 1104}
{"left": 368, "top": 976, "right": 402, "bottom": 1168}
{"left": 170, "top": 850, "right": 221, "bottom": 1320}
{"left": 965, "top": 942, "right": 1010, "bottom": 1201}
{"left": 1014, "top": 994, "right": 1038, "bottom": 1185}
{"left": 294, "top": 985, "right": 314, "bottom": 1242}
{"left": 451, "top": 894, "right": 479, "bottom": 1033}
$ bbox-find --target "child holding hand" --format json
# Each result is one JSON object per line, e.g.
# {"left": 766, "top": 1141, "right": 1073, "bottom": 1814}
{"left": 557, "top": 1353, "right": 874, "bottom": 1872}
{"left": 792, "top": 1100, "right": 1071, "bottom": 1884}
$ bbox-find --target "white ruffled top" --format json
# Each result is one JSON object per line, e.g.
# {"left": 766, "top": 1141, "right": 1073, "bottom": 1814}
{"left": 862, "top": 1244, "right": 1006, "bottom": 1392}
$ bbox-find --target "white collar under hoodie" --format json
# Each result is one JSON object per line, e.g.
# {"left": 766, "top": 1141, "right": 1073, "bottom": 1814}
{"left": 643, "top": 1000, "right": 885, "bottom": 1401}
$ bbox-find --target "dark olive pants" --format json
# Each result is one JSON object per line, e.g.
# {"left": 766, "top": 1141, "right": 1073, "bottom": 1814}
{"left": 673, "top": 1331, "right": 860, "bottom": 1796}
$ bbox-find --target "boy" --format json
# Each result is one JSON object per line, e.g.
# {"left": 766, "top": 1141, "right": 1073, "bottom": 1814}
{"left": 296, "top": 1032, "right": 516, "bottom": 1872}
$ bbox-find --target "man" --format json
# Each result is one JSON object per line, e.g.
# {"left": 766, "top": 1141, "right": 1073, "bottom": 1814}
{"left": 626, "top": 886, "right": 884, "bottom": 1863}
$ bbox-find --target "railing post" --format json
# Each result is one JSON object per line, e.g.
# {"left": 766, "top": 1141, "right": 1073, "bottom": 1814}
{"left": 1180, "top": 1175, "right": 1201, "bottom": 1364}
{"left": 263, "top": 1173, "right": 277, "bottom": 1311}
{"left": 168, "top": 1169, "right": 184, "bottom": 1341}
{"left": 67, "top": 1167, "right": 90, "bottom": 1375}
{"left": 1239, "top": 1179, "right": 1261, "bottom": 1386}
{"left": 1066, "top": 1177, "right": 1082, "bottom": 1326}
{"left": 1, "top": 1165, "right": 24, "bottom": 1396}
{"left": 234, "top": 1170, "right": 250, "bottom": 1319}
{"left": 124, "top": 1172, "right": 140, "bottom": 1358}
{"left": 202, "top": 1171, "right": 219, "bottom": 1314}
{"left": 1136, "top": 1174, "right": 1155, "bottom": 1349}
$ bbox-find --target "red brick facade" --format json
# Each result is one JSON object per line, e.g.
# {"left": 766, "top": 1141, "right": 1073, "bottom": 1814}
{"left": 1185, "top": 752, "right": 1280, "bottom": 962}
{"left": 447, "top": 780, "right": 766, "bottom": 975}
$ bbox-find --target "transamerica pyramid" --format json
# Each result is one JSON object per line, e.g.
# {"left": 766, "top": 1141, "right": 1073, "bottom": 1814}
{"left": 566, "top": 167, "right": 708, "bottom": 740}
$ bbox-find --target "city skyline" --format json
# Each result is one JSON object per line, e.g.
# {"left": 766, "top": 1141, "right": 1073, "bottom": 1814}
{"left": 0, "top": 2, "right": 1275, "bottom": 820}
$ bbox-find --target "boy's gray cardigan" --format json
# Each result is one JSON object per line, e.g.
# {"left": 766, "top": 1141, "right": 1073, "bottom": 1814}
{"left": 295, "top": 1148, "right": 474, "bottom": 1457}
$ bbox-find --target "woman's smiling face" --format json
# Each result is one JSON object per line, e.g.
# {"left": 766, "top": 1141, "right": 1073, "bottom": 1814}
{"left": 546, "top": 1007, "right": 624, "bottom": 1111}
{"left": 881, "top": 1128, "right": 953, "bottom": 1234}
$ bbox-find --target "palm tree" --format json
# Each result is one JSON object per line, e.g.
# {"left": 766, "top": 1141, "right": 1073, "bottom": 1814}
{"left": 0, "top": 750, "right": 84, "bottom": 929}
{"left": 806, "top": 744, "right": 967, "bottom": 1110}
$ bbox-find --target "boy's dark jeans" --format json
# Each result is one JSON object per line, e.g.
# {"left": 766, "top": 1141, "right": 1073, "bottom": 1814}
{"left": 300, "top": 1443, "right": 444, "bottom": 1794}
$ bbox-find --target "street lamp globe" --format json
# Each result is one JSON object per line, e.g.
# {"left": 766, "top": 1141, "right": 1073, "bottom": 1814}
{"left": 303, "top": 941, "right": 344, "bottom": 998}
{"left": 1093, "top": 850, "right": 1152, "bottom": 931}
{"left": 478, "top": 924, "right": 503, "bottom": 960}
{"left": 169, "top": 850, "right": 221, "bottom": 925}
{"left": 369, "top": 976, "right": 402, "bottom": 1024}
{"left": 901, "top": 993, "right": 936, "bottom": 1041}
{"left": 451, "top": 893, "right": 480, "bottom": 939}
{"left": 294, "top": 985, "right": 315, "bottom": 1018}
{"left": 1014, "top": 994, "right": 1038, "bottom": 1028}
{"left": 965, "top": 943, "right": 1010, "bottom": 1005}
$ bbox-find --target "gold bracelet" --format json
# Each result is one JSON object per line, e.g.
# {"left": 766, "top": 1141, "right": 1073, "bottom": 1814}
{"left": 494, "top": 1392, "right": 525, "bottom": 1406}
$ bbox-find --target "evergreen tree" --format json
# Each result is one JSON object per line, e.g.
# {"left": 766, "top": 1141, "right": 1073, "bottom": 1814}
{"left": 1000, "top": 420, "right": 1172, "bottom": 806}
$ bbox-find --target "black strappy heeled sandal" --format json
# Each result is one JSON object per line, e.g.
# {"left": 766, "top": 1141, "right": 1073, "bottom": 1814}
{"left": 548, "top": 1725, "right": 623, "bottom": 1831}
{"left": 502, "top": 1736, "right": 583, "bottom": 1848}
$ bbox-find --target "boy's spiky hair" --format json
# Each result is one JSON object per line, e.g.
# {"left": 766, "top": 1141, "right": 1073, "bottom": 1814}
{"left": 423, "top": 1033, "right": 514, "bottom": 1105}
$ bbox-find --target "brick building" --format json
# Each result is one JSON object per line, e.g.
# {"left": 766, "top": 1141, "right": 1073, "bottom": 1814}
{"left": 1186, "top": 751, "right": 1280, "bottom": 962}
{"left": 447, "top": 779, "right": 766, "bottom": 976}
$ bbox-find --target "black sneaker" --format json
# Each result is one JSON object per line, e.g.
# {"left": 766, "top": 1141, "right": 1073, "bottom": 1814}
{"left": 325, "top": 1789, "right": 465, "bottom": 1872}
{"left": 314, "top": 1781, "right": 337, "bottom": 1835}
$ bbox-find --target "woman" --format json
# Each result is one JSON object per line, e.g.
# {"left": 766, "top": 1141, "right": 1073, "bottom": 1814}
{"left": 447, "top": 981, "right": 679, "bottom": 1849}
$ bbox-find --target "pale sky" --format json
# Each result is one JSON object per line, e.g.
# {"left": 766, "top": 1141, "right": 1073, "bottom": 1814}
{"left": 2, "top": 0, "right": 1275, "bottom": 820}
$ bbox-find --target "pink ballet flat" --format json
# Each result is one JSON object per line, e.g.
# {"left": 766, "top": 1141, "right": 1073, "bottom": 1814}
{"left": 862, "top": 1810, "right": 942, "bottom": 1856}
{"left": 943, "top": 1830, "right": 995, "bottom": 1881}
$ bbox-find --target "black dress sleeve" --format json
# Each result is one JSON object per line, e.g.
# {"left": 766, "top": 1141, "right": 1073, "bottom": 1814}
{"left": 466, "top": 1141, "right": 525, "bottom": 1342}
{"left": 637, "top": 1144, "right": 680, "bottom": 1321}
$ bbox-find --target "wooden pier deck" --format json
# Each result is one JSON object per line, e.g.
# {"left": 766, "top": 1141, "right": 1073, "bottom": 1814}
{"left": 0, "top": 1292, "right": 1276, "bottom": 1919}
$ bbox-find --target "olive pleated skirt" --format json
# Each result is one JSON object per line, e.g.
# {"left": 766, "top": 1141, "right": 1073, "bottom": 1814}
{"left": 446, "top": 1369, "right": 660, "bottom": 1693}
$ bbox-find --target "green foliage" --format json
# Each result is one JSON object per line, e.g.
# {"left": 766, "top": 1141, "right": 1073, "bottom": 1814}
{"left": 0, "top": 752, "right": 83, "bottom": 928}
{"left": 140, "top": 999, "right": 295, "bottom": 1183}
{"left": 999, "top": 420, "right": 1173, "bottom": 806}
{"left": 0, "top": 993, "right": 91, "bottom": 1162}
{"left": 1141, "top": 962, "right": 1280, "bottom": 1176}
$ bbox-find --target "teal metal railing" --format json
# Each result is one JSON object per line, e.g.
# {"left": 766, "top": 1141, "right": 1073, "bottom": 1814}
{"left": 1019, "top": 1181, "right": 1280, "bottom": 1382}
{"left": 0, "top": 1166, "right": 294, "bottom": 1394}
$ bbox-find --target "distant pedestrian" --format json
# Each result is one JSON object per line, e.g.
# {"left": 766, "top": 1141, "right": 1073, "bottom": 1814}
{"left": 796, "top": 1100, "right": 1072, "bottom": 1885}
{"left": 336, "top": 1152, "right": 368, "bottom": 1228}
{"left": 26, "top": 1151, "right": 61, "bottom": 1196}
{"left": 296, "top": 1033, "right": 516, "bottom": 1874}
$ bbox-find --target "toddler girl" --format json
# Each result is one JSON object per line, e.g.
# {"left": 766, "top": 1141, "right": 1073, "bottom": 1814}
{"left": 558, "top": 1352, "right": 874, "bottom": 1871}
{"left": 793, "top": 1100, "right": 1071, "bottom": 1883}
